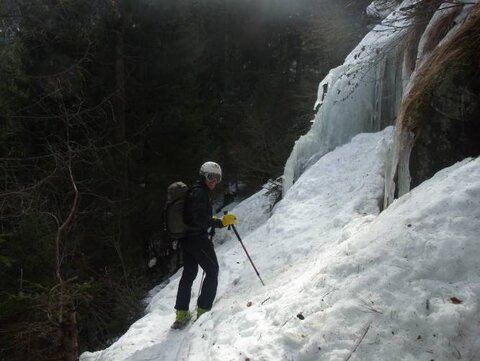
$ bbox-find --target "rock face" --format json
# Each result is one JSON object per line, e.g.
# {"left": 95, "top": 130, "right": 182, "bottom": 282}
{"left": 396, "top": 3, "right": 480, "bottom": 194}
{"left": 409, "top": 69, "right": 480, "bottom": 188}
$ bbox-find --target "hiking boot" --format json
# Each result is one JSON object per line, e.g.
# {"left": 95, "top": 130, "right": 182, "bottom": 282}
{"left": 171, "top": 310, "right": 192, "bottom": 330}
{"left": 196, "top": 307, "right": 209, "bottom": 320}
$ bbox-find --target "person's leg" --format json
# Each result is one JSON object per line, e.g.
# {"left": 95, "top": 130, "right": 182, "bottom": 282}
{"left": 174, "top": 247, "right": 198, "bottom": 311}
{"left": 196, "top": 242, "right": 219, "bottom": 311}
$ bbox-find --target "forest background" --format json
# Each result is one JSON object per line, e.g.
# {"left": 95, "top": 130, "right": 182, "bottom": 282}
{"left": 0, "top": 0, "right": 373, "bottom": 359}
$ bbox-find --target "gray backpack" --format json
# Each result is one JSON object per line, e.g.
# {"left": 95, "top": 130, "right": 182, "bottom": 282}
{"left": 164, "top": 181, "right": 190, "bottom": 239}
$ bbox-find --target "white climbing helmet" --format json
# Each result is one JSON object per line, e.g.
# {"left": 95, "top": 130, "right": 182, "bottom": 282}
{"left": 199, "top": 161, "right": 222, "bottom": 182}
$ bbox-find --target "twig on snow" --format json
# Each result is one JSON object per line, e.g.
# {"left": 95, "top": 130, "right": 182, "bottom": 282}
{"left": 344, "top": 322, "right": 372, "bottom": 361}
{"left": 261, "top": 297, "right": 271, "bottom": 305}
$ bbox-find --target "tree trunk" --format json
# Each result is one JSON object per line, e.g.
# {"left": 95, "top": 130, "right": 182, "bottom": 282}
{"left": 115, "top": 18, "right": 126, "bottom": 141}
{"left": 113, "top": 0, "right": 136, "bottom": 275}
{"left": 62, "top": 311, "right": 79, "bottom": 361}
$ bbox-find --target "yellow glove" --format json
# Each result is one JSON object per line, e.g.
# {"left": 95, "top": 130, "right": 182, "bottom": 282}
{"left": 221, "top": 213, "right": 237, "bottom": 227}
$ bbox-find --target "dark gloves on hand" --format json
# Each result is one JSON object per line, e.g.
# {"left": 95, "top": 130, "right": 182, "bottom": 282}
{"left": 212, "top": 217, "right": 224, "bottom": 229}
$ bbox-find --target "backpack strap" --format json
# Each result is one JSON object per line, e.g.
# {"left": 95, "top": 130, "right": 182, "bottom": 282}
{"left": 182, "top": 183, "right": 204, "bottom": 236}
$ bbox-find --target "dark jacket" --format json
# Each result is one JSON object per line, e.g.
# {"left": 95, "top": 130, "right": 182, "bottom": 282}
{"left": 184, "top": 180, "right": 218, "bottom": 238}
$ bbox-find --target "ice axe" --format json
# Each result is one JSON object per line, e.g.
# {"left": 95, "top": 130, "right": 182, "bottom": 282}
{"left": 225, "top": 212, "right": 265, "bottom": 286}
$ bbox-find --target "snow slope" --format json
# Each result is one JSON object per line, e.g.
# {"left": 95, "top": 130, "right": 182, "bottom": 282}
{"left": 81, "top": 127, "right": 480, "bottom": 361}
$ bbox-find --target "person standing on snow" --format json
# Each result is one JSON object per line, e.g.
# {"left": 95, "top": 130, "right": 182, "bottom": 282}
{"left": 172, "top": 161, "right": 237, "bottom": 329}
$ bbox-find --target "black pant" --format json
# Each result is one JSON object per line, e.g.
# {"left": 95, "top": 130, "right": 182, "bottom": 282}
{"left": 175, "top": 236, "right": 219, "bottom": 311}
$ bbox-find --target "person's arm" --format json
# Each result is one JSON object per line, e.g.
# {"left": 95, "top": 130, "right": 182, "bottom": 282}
{"left": 185, "top": 187, "right": 220, "bottom": 231}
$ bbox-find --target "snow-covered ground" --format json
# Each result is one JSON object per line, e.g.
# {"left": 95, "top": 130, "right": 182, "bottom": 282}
{"left": 81, "top": 127, "right": 480, "bottom": 361}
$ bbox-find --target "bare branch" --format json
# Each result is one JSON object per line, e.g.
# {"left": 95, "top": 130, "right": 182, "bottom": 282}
{"left": 0, "top": 165, "right": 58, "bottom": 197}
{"left": 344, "top": 322, "right": 372, "bottom": 361}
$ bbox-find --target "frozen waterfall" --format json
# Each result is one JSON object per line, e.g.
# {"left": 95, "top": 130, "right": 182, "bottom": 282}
{"left": 283, "top": 1, "right": 411, "bottom": 193}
